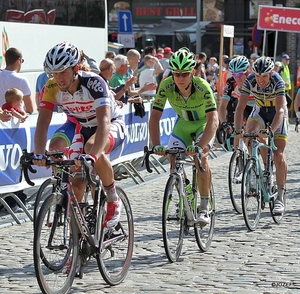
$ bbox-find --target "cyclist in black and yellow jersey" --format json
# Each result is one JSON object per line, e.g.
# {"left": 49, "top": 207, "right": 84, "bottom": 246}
{"left": 149, "top": 47, "right": 218, "bottom": 224}
{"left": 234, "top": 56, "right": 288, "bottom": 215}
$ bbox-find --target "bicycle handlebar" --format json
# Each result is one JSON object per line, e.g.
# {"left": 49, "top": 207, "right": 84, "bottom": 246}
{"left": 19, "top": 149, "right": 100, "bottom": 187}
{"left": 142, "top": 145, "right": 205, "bottom": 173}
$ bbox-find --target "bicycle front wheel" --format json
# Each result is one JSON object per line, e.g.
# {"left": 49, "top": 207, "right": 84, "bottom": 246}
{"left": 195, "top": 184, "right": 215, "bottom": 252}
{"left": 97, "top": 186, "right": 134, "bottom": 286}
{"left": 162, "top": 175, "right": 184, "bottom": 262}
{"left": 34, "top": 193, "right": 78, "bottom": 294}
{"left": 241, "top": 158, "right": 262, "bottom": 231}
{"left": 228, "top": 150, "right": 244, "bottom": 214}
{"left": 33, "top": 177, "right": 59, "bottom": 230}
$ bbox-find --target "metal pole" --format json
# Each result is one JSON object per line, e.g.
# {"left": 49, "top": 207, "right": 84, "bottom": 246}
{"left": 274, "top": 31, "right": 278, "bottom": 60}
{"left": 196, "top": 0, "right": 201, "bottom": 53}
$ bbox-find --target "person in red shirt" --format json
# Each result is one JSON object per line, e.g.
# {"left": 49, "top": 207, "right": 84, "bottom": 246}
{"left": 2, "top": 88, "right": 28, "bottom": 122}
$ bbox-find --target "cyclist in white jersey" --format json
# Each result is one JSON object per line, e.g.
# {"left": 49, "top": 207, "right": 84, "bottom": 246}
{"left": 33, "top": 41, "right": 125, "bottom": 228}
{"left": 234, "top": 56, "right": 288, "bottom": 215}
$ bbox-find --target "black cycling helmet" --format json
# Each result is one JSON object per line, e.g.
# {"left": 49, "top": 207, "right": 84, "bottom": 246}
{"left": 169, "top": 47, "right": 196, "bottom": 71}
{"left": 252, "top": 56, "right": 274, "bottom": 75}
{"left": 44, "top": 41, "right": 80, "bottom": 74}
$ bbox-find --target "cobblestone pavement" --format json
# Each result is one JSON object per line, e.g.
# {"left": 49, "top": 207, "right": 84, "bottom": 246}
{"left": 0, "top": 127, "right": 300, "bottom": 294}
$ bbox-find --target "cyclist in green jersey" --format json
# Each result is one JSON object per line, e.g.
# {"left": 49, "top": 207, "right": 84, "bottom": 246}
{"left": 149, "top": 47, "right": 218, "bottom": 224}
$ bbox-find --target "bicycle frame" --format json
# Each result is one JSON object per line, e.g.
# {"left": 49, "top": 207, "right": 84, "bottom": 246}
{"left": 246, "top": 134, "right": 277, "bottom": 203}
{"left": 47, "top": 164, "right": 101, "bottom": 255}
{"left": 170, "top": 153, "right": 197, "bottom": 225}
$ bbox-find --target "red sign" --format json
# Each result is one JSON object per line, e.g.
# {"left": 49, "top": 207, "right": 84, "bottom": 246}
{"left": 258, "top": 5, "right": 300, "bottom": 32}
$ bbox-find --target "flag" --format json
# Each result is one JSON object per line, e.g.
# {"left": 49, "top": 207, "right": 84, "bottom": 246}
{"left": 2, "top": 27, "right": 10, "bottom": 57}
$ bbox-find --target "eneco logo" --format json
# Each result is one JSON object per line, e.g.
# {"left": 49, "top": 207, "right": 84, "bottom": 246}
{"left": 263, "top": 11, "right": 300, "bottom": 27}
{"left": 258, "top": 6, "right": 300, "bottom": 31}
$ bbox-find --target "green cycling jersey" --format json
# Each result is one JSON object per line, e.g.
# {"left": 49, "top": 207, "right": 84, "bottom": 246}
{"left": 152, "top": 75, "right": 217, "bottom": 125}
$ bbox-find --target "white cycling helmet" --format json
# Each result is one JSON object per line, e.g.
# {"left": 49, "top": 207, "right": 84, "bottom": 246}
{"left": 252, "top": 56, "right": 274, "bottom": 75}
{"left": 44, "top": 41, "right": 80, "bottom": 74}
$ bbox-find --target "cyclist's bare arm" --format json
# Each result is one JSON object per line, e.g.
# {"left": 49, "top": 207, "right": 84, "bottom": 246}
{"left": 234, "top": 93, "right": 249, "bottom": 131}
{"left": 34, "top": 108, "right": 53, "bottom": 156}
{"left": 218, "top": 98, "right": 229, "bottom": 124}
{"left": 149, "top": 108, "right": 163, "bottom": 147}
{"left": 198, "top": 110, "right": 218, "bottom": 151}
{"left": 294, "top": 91, "right": 300, "bottom": 120}
{"left": 271, "top": 95, "right": 285, "bottom": 131}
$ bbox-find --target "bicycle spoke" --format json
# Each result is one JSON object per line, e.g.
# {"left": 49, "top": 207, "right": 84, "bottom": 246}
{"left": 195, "top": 184, "right": 215, "bottom": 252}
{"left": 228, "top": 150, "right": 244, "bottom": 214}
{"left": 34, "top": 193, "right": 78, "bottom": 294}
{"left": 162, "top": 175, "right": 184, "bottom": 262}
{"left": 241, "top": 159, "right": 261, "bottom": 231}
{"left": 97, "top": 186, "right": 134, "bottom": 285}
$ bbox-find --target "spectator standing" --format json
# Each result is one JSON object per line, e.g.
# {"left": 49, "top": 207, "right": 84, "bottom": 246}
{"left": 137, "top": 45, "right": 156, "bottom": 70}
{"left": 0, "top": 47, "right": 34, "bottom": 113}
{"left": 274, "top": 61, "right": 282, "bottom": 73}
{"left": 206, "top": 56, "right": 219, "bottom": 92}
{"left": 157, "top": 46, "right": 173, "bottom": 86}
{"left": 105, "top": 51, "right": 116, "bottom": 60}
{"left": 198, "top": 52, "right": 207, "bottom": 80}
{"left": 244, "top": 39, "right": 253, "bottom": 58}
{"left": 138, "top": 55, "right": 163, "bottom": 101}
{"left": 0, "top": 47, "right": 34, "bottom": 212}
{"left": 281, "top": 54, "right": 291, "bottom": 92}
{"left": 100, "top": 58, "right": 141, "bottom": 105}
{"left": 159, "top": 46, "right": 173, "bottom": 71}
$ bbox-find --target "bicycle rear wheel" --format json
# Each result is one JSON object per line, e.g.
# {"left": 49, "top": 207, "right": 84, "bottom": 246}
{"left": 162, "top": 174, "right": 184, "bottom": 262}
{"left": 97, "top": 186, "right": 134, "bottom": 285}
{"left": 241, "top": 159, "right": 261, "bottom": 231}
{"left": 34, "top": 193, "right": 78, "bottom": 294}
{"left": 228, "top": 150, "right": 244, "bottom": 214}
{"left": 195, "top": 184, "right": 215, "bottom": 252}
{"left": 33, "top": 177, "right": 59, "bottom": 230}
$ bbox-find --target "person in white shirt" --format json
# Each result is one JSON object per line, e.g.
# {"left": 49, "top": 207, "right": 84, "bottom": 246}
{"left": 138, "top": 55, "right": 163, "bottom": 100}
{"left": 0, "top": 47, "right": 34, "bottom": 114}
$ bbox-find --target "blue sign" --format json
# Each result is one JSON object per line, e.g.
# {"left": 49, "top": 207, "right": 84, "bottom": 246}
{"left": 118, "top": 10, "right": 133, "bottom": 34}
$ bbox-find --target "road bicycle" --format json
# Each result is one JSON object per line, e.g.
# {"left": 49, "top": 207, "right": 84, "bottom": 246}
{"left": 143, "top": 146, "right": 215, "bottom": 262}
{"left": 20, "top": 149, "right": 134, "bottom": 294}
{"left": 32, "top": 166, "right": 91, "bottom": 231}
{"left": 241, "top": 129, "right": 285, "bottom": 231}
{"left": 225, "top": 127, "right": 250, "bottom": 214}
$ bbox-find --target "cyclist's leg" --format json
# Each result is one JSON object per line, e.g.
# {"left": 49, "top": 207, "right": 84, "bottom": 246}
{"left": 194, "top": 130, "right": 215, "bottom": 224}
{"left": 272, "top": 117, "right": 288, "bottom": 213}
{"left": 245, "top": 106, "right": 265, "bottom": 158}
{"left": 167, "top": 119, "right": 193, "bottom": 173}
{"left": 49, "top": 118, "right": 76, "bottom": 151}
{"left": 84, "top": 119, "right": 126, "bottom": 227}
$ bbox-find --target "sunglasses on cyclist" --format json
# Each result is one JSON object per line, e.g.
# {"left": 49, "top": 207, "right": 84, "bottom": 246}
{"left": 173, "top": 71, "right": 191, "bottom": 78}
{"left": 232, "top": 72, "right": 245, "bottom": 78}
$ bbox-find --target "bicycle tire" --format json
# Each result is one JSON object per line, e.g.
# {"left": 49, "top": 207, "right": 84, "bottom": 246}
{"left": 97, "top": 186, "right": 134, "bottom": 285}
{"left": 162, "top": 174, "right": 184, "bottom": 262}
{"left": 195, "top": 184, "right": 215, "bottom": 252}
{"left": 268, "top": 161, "right": 285, "bottom": 224}
{"left": 33, "top": 177, "right": 59, "bottom": 230}
{"left": 241, "top": 158, "right": 261, "bottom": 231}
{"left": 228, "top": 150, "right": 244, "bottom": 214}
{"left": 34, "top": 193, "right": 78, "bottom": 294}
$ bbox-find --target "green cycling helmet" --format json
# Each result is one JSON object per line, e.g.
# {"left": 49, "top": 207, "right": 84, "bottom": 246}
{"left": 169, "top": 47, "right": 196, "bottom": 71}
